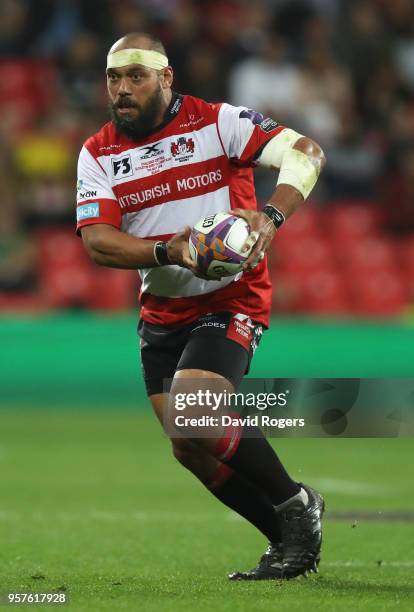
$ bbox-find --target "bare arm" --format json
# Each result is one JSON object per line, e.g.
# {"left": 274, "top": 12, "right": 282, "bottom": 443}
{"left": 233, "top": 135, "right": 326, "bottom": 270}
{"left": 80, "top": 223, "right": 202, "bottom": 275}
{"left": 81, "top": 224, "right": 158, "bottom": 269}
{"left": 265, "top": 136, "right": 326, "bottom": 219}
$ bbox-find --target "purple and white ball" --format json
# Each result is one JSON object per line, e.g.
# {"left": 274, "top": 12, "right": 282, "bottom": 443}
{"left": 189, "top": 212, "right": 253, "bottom": 279}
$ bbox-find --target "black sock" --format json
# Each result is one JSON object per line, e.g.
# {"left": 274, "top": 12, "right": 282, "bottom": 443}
{"left": 207, "top": 468, "right": 282, "bottom": 543}
{"left": 223, "top": 427, "right": 300, "bottom": 506}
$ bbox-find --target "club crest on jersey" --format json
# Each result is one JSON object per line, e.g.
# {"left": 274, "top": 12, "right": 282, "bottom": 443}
{"left": 170, "top": 136, "right": 195, "bottom": 162}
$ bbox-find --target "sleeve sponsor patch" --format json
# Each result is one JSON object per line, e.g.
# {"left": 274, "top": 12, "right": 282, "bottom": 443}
{"left": 77, "top": 202, "right": 100, "bottom": 221}
{"left": 239, "top": 109, "right": 279, "bottom": 133}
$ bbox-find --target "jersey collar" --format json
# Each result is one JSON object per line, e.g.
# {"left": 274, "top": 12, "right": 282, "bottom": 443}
{"left": 147, "top": 91, "right": 183, "bottom": 137}
{"left": 138, "top": 92, "right": 183, "bottom": 139}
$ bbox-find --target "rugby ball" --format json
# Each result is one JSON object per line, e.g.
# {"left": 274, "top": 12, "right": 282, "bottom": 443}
{"left": 189, "top": 212, "right": 252, "bottom": 279}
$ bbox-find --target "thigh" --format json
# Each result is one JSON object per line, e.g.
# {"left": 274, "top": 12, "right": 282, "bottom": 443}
{"left": 176, "top": 312, "right": 264, "bottom": 389}
{"left": 139, "top": 319, "right": 190, "bottom": 396}
{"left": 149, "top": 392, "right": 168, "bottom": 425}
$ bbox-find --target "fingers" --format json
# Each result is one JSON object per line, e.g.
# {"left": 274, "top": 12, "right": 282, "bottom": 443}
{"left": 242, "top": 217, "right": 276, "bottom": 269}
{"left": 182, "top": 255, "right": 213, "bottom": 280}
{"left": 182, "top": 253, "right": 197, "bottom": 269}
{"left": 242, "top": 230, "right": 259, "bottom": 253}
{"left": 243, "top": 234, "right": 268, "bottom": 270}
{"left": 230, "top": 208, "right": 247, "bottom": 219}
{"left": 241, "top": 217, "right": 273, "bottom": 254}
{"left": 174, "top": 226, "right": 191, "bottom": 241}
{"left": 243, "top": 252, "right": 264, "bottom": 271}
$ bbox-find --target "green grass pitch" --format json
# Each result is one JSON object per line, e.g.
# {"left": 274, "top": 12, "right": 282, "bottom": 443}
{"left": 0, "top": 410, "right": 413, "bottom": 611}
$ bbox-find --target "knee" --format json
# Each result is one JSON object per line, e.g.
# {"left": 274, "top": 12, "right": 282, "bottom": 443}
{"left": 171, "top": 438, "right": 198, "bottom": 469}
{"left": 171, "top": 438, "right": 220, "bottom": 483}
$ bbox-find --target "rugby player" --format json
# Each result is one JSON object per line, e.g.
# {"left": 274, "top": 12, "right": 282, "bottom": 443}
{"left": 76, "top": 32, "right": 326, "bottom": 580}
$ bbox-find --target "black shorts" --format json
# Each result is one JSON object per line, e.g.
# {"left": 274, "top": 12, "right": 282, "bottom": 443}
{"left": 138, "top": 312, "right": 263, "bottom": 396}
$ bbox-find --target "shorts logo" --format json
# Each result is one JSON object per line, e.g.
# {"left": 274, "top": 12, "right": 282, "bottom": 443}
{"left": 233, "top": 313, "right": 255, "bottom": 328}
{"left": 226, "top": 314, "right": 254, "bottom": 352}
{"left": 112, "top": 154, "right": 133, "bottom": 179}
{"left": 171, "top": 136, "right": 195, "bottom": 162}
{"left": 251, "top": 325, "right": 263, "bottom": 354}
{"left": 77, "top": 202, "right": 100, "bottom": 221}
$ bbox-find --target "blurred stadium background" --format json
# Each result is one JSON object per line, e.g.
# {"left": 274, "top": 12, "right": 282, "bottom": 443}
{"left": 1, "top": 0, "right": 414, "bottom": 318}
{"left": 1, "top": 0, "right": 414, "bottom": 405}
{"left": 1, "top": 3, "right": 414, "bottom": 608}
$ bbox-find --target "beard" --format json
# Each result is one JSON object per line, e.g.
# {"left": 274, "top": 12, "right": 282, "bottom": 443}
{"left": 109, "top": 84, "right": 165, "bottom": 141}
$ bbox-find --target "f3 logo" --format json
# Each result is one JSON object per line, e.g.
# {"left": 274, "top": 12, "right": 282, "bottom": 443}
{"left": 112, "top": 154, "right": 133, "bottom": 179}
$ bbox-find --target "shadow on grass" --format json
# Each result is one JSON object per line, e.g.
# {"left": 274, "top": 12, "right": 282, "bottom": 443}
{"left": 309, "top": 575, "right": 414, "bottom": 596}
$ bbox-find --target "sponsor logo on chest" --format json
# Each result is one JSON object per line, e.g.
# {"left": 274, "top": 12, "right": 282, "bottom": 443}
{"left": 118, "top": 169, "right": 223, "bottom": 209}
{"left": 111, "top": 135, "right": 197, "bottom": 181}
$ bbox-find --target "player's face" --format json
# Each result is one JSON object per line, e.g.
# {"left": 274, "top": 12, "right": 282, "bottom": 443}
{"left": 107, "top": 64, "right": 166, "bottom": 140}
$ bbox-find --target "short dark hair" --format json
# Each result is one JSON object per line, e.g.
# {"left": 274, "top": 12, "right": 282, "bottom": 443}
{"left": 118, "top": 32, "right": 167, "bottom": 57}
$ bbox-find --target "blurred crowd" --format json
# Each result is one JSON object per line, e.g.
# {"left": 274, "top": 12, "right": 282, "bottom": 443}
{"left": 1, "top": 0, "right": 414, "bottom": 308}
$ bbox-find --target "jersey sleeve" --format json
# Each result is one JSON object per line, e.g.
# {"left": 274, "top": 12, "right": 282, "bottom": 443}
{"left": 217, "top": 103, "right": 285, "bottom": 167}
{"left": 76, "top": 145, "right": 121, "bottom": 234}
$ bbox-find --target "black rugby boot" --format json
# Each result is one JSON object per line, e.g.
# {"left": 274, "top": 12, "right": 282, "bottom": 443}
{"left": 277, "top": 483, "right": 325, "bottom": 579}
{"left": 228, "top": 542, "right": 283, "bottom": 580}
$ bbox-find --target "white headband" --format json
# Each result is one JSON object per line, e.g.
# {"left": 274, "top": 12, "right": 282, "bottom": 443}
{"left": 107, "top": 48, "right": 169, "bottom": 70}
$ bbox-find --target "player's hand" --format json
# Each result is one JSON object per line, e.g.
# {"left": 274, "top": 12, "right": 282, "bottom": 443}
{"left": 230, "top": 209, "right": 276, "bottom": 271}
{"left": 166, "top": 227, "right": 213, "bottom": 280}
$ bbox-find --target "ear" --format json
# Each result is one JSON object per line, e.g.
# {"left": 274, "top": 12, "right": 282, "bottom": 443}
{"left": 160, "top": 66, "right": 173, "bottom": 90}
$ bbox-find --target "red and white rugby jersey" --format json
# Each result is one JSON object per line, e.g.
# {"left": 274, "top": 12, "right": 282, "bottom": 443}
{"left": 76, "top": 93, "right": 285, "bottom": 327}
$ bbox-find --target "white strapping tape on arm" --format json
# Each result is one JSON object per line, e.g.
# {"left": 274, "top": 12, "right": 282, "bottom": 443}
{"left": 256, "top": 128, "right": 320, "bottom": 199}
{"left": 277, "top": 149, "right": 320, "bottom": 200}
{"left": 256, "top": 128, "right": 302, "bottom": 168}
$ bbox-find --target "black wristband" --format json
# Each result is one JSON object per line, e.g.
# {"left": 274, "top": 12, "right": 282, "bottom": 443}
{"left": 154, "top": 241, "right": 171, "bottom": 266}
{"left": 263, "top": 204, "right": 285, "bottom": 229}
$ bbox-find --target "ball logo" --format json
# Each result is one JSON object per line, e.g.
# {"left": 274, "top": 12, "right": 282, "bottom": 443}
{"left": 202, "top": 215, "right": 216, "bottom": 228}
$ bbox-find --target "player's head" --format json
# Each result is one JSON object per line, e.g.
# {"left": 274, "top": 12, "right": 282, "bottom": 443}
{"left": 106, "top": 32, "right": 173, "bottom": 140}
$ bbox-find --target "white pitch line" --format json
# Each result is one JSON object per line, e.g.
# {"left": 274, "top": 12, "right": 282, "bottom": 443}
{"left": 0, "top": 509, "right": 412, "bottom": 523}
{"left": 324, "top": 561, "right": 414, "bottom": 568}
{"left": 310, "top": 478, "right": 393, "bottom": 496}
{"left": 90, "top": 510, "right": 219, "bottom": 522}
{"left": 0, "top": 511, "right": 20, "bottom": 520}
